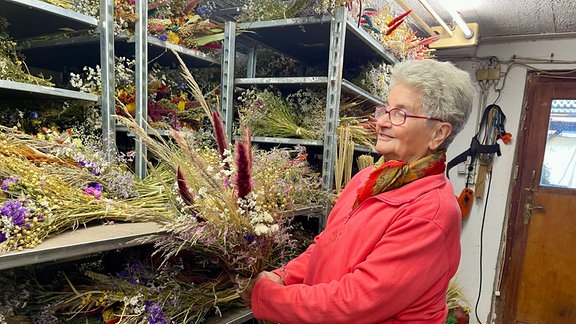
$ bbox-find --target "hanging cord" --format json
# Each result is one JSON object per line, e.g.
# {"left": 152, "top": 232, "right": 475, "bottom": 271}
{"left": 473, "top": 107, "right": 505, "bottom": 322}
{"left": 474, "top": 168, "right": 492, "bottom": 324}
{"left": 475, "top": 109, "right": 501, "bottom": 196}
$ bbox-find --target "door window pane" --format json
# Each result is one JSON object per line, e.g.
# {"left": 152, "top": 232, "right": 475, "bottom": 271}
{"left": 541, "top": 99, "right": 576, "bottom": 188}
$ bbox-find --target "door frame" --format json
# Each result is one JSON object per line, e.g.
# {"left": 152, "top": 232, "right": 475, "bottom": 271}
{"left": 495, "top": 71, "right": 576, "bottom": 323}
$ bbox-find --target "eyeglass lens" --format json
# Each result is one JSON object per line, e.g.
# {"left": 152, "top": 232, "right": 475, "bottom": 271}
{"left": 375, "top": 106, "right": 406, "bottom": 125}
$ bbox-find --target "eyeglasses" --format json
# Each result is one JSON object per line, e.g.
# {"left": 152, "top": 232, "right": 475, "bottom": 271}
{"left": 374, "top": 105, "right": 444, "bottom": 126}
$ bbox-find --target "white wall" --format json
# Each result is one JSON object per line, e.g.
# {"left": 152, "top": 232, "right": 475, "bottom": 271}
{"left": 438, "top": 37, "right": 576, "bottom": 324}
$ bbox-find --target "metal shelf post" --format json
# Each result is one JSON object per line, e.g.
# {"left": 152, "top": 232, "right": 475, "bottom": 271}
{"left": 100, "top": 0, "right": 116, "bottom": 162}
{"left": 321, "top": 6, "right": 347, "bottom": 228}
{"left": 134, "top": 0, "right": 148, "bottom": 178}
{"left": 221, "top": 21, "right": 236, "bottom": 140}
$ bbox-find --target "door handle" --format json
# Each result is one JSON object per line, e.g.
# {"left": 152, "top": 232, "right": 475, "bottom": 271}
{"left": 524, "top": 202, "right": 544, "bottom": 224}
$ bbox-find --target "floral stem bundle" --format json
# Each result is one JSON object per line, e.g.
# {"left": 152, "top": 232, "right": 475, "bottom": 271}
{"left": 335, "top": 126, "right": 355, "bottom": 194}
{"left": 237, "top": 87, "right": 319, "bottom": 139}
{"left": 0, "top": 126, "right": 177, "bottom": 252}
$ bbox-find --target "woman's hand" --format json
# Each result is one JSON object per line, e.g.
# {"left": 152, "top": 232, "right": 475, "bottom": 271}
{"left": 236, "top": 271, "right": 284, "bottom": 308}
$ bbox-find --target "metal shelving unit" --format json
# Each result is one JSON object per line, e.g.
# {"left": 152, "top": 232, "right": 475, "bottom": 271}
{"left": 221, "top": 7, "right": 397, "bottom": 228}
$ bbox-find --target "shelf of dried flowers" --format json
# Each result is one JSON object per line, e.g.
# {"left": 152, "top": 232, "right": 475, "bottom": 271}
{"left": 0, "top": 0, "right": 102, "bottom": 102}
{"left": 220, "top": 6, "right": 404, "bottom": 230}
{"left": 15, "top": 33, "right": 220, "bottom": 74}
{"left": 234, "top": 10, "right": 398, "bottom": 70}
{"left": 234, "top": 77, "right": 386, "bottom": 108}
{"left": 0, "top": 221, "right": 165, "bottom": 270}
{"left": 0, "top": 0, "right": 98, "bottom": 39}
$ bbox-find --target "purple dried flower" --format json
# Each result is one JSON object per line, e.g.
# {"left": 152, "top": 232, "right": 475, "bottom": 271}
{"left": 2, "top": 178, "right": 19, "bottom": 190}
{"left": 145, "top": 301, "right": 168, "bottom": 324}
{"left": 0, "top": 233, "right": 6, "bottom": 243}
{"left": 88, "top": 182, "right": 103, "bottom": 191}
{"left": 196, "top": 3, "right": 215, "bottom": 17}
{"left": 1, "top": 200, "right": 28, "bottom": 225}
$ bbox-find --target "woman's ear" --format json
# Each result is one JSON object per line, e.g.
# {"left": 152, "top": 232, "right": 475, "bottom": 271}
{"left": 429, "top": 122, "right": 452, "bottom": 150}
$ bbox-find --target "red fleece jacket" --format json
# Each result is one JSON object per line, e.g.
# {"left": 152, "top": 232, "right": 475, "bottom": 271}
{"left": 250, "top": 168, "right": 462, "bottom": 323}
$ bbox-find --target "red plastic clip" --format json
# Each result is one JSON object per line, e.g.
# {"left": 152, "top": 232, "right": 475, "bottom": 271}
{"left": 499, "top": 132, "right": 512, "bottom": 144}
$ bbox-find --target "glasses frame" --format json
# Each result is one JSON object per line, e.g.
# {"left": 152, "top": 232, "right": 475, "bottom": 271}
{"left": 374, "top": 105, "right": 444, "bottom": 126}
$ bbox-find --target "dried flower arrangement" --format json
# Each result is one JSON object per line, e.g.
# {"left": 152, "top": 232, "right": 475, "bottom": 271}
{"left": 110, "top": 52, "right": 328, "bottom": 281}
{"left": 236, "top": 0, "right": 347, "bottom": 22}
{"left": 117, "top": 118, "right": 322, "bottom": 277}
{"left": 347, "top": 1, "right": 438, "bottom": 60}
{"left": 446, "top": 277, "right": 471, "bottom": 324}
{"left": 234, "top": 0, "right": 437, "bottom": 60}
{"left": 0, "top": 100, "right": 101, "bottom": 136}
{"left": 111, "top": 0, "right": 224, "bottom": 51}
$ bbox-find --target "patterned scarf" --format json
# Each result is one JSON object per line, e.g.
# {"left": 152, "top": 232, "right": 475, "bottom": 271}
{"left": 353, "top": 150, "right": 447, "bottom": 209}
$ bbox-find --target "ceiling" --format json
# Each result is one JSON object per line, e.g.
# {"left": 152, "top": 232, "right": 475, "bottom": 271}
{"left": 397, "top": 0, "right": 576, "bottom": 43}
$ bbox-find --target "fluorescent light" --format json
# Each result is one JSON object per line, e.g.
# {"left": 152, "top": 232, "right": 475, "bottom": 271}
{"left": 418, "top": 0, "right": 453, "bottom": 36}
{"left": 442, "top": 4, "right": 474, "bottom": 39}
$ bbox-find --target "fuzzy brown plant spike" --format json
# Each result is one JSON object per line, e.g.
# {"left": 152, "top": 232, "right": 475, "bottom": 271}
{"left": 211, "top": 109, "right": 229, "bottom": 163}
{"left": 177, "top": 165, "right": 195, "bottom": 206}
{"left": 234, "top": 141, "right": 253, "bottom": 199}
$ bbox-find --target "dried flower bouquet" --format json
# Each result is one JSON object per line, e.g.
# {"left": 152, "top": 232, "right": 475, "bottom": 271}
{"left": 115, "top": 52, "right": 327, "bottom": 280}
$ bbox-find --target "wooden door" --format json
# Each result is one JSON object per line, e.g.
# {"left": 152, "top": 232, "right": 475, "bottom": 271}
{"left": 497, "top": 73, "right": 576, "bottom": 323}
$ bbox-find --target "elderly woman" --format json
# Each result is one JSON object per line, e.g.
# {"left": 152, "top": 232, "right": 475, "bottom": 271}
{"left": 240, "top": 59, "right": 475, "bottom": 323}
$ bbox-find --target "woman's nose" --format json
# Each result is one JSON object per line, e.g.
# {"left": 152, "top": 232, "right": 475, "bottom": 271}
{"left": 376, "top": 113, "right": 393, "bottom": 127}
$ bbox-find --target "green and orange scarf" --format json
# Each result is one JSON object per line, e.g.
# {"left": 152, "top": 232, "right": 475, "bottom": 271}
{"left": 353, "top": 150, "right": 447, "bottom": 209}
